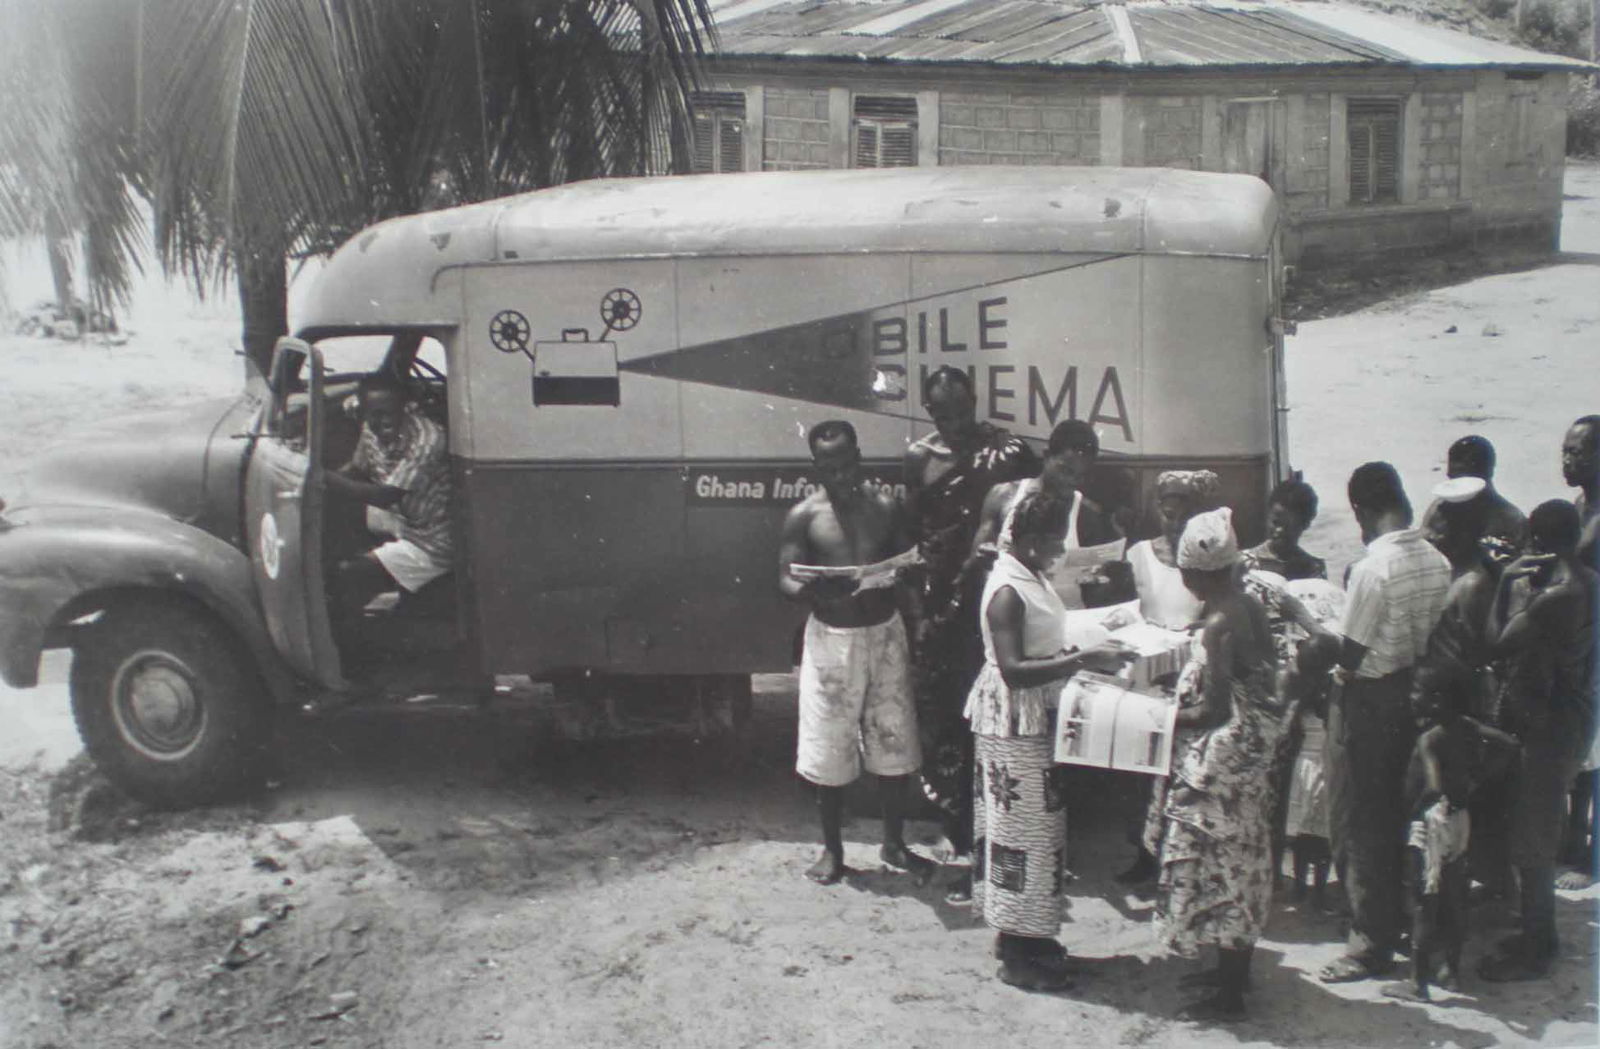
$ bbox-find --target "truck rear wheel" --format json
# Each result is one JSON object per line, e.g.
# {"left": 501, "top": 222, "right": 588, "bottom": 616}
{"left": 70, "top": 600, "right": 272, "bottom": 808}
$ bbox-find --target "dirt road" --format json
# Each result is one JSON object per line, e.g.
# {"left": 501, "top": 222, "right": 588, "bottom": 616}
{"left": 2, "top": 168, "right": 1597, "bottom": 1049}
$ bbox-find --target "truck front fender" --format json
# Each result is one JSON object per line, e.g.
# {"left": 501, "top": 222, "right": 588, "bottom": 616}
{"left": 0, "top": 506, "right": 294, "bottom": 702}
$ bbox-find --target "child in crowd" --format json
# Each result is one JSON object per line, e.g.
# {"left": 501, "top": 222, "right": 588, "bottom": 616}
{"left": 1381, "top": 666, "right": 1520, "bottom": 1002}
{"left": 1284, "top": 632, "right": 1341, "bottom": 910}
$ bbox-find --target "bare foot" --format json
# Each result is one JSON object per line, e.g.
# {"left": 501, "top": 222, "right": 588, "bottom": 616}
{"left": 1435, "top": 965, "right": 1461, "bottom": 992}
{"left": 805, "top": 851, "right": 846, "bottom": 885}
{"left": 1555, "top": 868, "right": 1594, "bottom": 891}
{"left": 1379, "top": 981, "right": 1430, "bottom": 1002}
{"left": 880, "top": 843, "right": 936, "bottom": 884}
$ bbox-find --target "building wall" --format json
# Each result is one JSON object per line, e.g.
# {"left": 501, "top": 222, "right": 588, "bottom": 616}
{"left": 1283, "top": 92, "right": 1332, "bottom": 214}
{"left": 761, "top": 87, "right": 832, "bottom": 171}
{"left": 1467, "top": 70, "right": 1567, "bottom": 248}
{"left": 1419, "top": 90, "right": 1465, "bottom": 201}
{"left": 701, "top": 63, "right": 1568, "bottom": 267}
{"left": 1141, "top": 95, "right": 1205, "bottom": 169}
{"left": 937, "top": 90, "right": 1099, "bottom": 166}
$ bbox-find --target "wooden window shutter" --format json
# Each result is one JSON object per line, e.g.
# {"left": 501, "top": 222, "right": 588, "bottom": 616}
{"left": 688, "top": 91, "right": 746, "bottom": 174}
{"left": 1347, "top": 98, "right": 1401, "bottom": 205}
{"left": 881, "top": 124, "right": 915, "bottom": 167}
{"left": 852, "top": 95, "right": 918, "bottom": 169}
{"left": 855, "top": 122, "right": 881, "bottom": 168}
{"left": 718, "top": 116, "right": 744, "bottom": 173}
{"left": 690, "top": 110, "right": 716, "bottom": 174}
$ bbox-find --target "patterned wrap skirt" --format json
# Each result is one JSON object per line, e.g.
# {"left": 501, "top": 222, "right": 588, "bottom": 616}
{"left": 973, "top": 733, "right": 1066, "bottom": 938}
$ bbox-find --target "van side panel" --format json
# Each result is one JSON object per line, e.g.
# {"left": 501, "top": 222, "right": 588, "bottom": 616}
{"left": 457, "top": 251, "right": 1275, "bottom": 679}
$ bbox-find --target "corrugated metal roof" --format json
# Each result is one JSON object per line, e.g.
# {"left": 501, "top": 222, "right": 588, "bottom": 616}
{"left": 707, "top": 0, "right": 1596, "bottom": 71}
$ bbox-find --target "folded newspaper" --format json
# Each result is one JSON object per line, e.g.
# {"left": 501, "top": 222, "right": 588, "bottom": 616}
{"left": 1054, "top": 671, "right": 1178, "bottom": 776}
{"left": 788, "top": 547, "right": 923, "bottom": 591}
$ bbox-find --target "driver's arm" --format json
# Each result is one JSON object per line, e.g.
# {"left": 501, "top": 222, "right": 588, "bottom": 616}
{"left": 327, "top": 428, "right": 406, "bottom": 508}
{"left": 326, "top": 469, "right": 405, "bottom": 509}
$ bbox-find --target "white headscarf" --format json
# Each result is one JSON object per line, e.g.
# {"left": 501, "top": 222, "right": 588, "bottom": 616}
{"left": 1177, "top": 507, "right": 1240, "bottom": 571}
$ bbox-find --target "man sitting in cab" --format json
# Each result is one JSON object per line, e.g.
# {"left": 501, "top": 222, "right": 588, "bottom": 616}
{"left": 325, "top": 372, "right": 453, "bottom": 644}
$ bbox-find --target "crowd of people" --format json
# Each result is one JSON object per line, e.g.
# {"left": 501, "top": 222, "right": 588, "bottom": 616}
{"left": 777, "top": 364, "right": 1598, "bottom": 1016}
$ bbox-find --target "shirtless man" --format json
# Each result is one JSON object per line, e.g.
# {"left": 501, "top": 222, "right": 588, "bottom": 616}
{"left": 779, "top": 420, "right": 933, "bottom": 885}
{"left": 1558, "top": 416, "right": 1600, "bottom": 887}
{"left": 1480, "top": 499, "right": 1599, "bottom": 981}
{"left": 1565, "top": 416, "right": 1600, "bottom": 570}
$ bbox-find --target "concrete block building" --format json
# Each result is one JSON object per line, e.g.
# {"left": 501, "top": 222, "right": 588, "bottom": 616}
{"left": 690, "top": 0, "right": 1593, "bottom": 266}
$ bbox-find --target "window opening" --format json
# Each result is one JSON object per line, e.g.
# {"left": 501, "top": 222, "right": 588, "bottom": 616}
{"left": 852, "top": 95, "right": 918, "bottom": 168}
{"left": 690, "top": 91, "right": 746, "bottom": 174}
{"left": 1347, "top": 98, "right": 1401, "bottom": 205}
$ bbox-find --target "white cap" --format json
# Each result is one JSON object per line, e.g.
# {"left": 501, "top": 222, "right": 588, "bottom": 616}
{"left": 1432, "top": 476, "right": 1487, "bottom": 504}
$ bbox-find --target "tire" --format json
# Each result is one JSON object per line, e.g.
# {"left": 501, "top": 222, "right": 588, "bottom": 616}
{"left": 69, "top": 598, "right": 273, "bottom": 808}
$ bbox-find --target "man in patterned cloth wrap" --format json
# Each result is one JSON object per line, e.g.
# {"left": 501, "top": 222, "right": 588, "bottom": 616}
{"left": 904, "top": 367, "right": 1039, "bottom": 900}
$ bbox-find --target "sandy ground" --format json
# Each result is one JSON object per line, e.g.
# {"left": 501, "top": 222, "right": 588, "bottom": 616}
{"left": 1, "top": 168, "right": 1597, "bottom": 1049}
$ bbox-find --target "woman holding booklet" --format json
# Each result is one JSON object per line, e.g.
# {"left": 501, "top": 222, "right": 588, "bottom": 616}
{"left": 965, "top": 491, "right": 1134, "bottom": 991}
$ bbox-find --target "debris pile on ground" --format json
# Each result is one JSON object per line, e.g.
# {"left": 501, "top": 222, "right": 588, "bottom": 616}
{"left": 9, "top": 299, "right": 127, "bottom": 343}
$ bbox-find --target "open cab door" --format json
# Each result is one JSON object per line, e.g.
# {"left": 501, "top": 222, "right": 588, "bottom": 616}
{"left": 245, "top": 338, "right": 345, "bottom": 690}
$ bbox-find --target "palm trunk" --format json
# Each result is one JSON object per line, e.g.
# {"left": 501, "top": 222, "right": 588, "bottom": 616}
{"left": 235, "top": 244, "right": 288, "bottom": 378}
{"left": 44, "top": 213, "right": 75, "bottom": 322}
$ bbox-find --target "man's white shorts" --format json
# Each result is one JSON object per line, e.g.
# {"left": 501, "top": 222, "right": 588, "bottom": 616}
{"left": 372, "top": 538, "right": 449, "bottom": 593}
{"left": 796, "top": 612, "right": 921, "bottom": 787}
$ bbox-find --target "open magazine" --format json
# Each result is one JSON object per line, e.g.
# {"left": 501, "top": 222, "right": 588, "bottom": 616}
{"left": 1054, "top": 671, "right": 1178, "bottom": 777}
{"left": 788, "top": 547, "right": 922, "bottom": 591}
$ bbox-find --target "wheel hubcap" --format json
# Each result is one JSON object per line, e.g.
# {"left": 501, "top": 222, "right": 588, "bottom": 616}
{"left": 111, "top": 651, "right": 206, "bottom": 760}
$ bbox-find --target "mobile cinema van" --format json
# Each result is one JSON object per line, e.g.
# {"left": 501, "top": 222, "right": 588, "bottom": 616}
{"left": 0, "top": 166, "right": 1293, "bottom": 804}
{"left": 284, "top": 166, "right": 1290, "bottom": 701}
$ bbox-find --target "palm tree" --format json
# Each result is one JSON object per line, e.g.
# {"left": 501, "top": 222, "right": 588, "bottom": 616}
{"left": 1, "top": 0, "right": 714, "bottom": 371}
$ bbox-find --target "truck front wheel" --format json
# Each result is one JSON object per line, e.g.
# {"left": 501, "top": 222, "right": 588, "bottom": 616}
{"left": 70, "top": 600, "right": 272, "bottom": 808}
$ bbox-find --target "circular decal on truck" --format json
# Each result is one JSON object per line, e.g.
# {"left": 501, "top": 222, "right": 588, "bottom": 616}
{"left": 489, "top": 309, "right": 531, "bottom": 353}
{"left": 599, "top": 288, "right": 641, "bottom": 332}
{"left": 259, "top": 511, "right": 282, "bottom": 580}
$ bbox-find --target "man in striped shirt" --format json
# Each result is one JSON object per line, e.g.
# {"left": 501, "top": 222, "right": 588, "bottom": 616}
{"left": 327, "top": 373, "right": 453, "bottom": 636}
{"left": 1320, "top": 461, "right": 1451, "bottom": 984}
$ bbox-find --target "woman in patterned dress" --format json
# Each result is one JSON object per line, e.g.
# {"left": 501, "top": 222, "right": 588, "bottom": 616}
{"left": 966, "top": 492, "right": 1133, "bottom": 991}
{"left": 1119, "top": 469, "right": 1221, "bottom": 884}
{"left": 1154, "top": 507, "right": 1286, "bottom": 1020}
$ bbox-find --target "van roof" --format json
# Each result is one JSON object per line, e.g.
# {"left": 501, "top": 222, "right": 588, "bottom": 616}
{"left": 296, "top": 166, "right": 1277, "bottom": 333}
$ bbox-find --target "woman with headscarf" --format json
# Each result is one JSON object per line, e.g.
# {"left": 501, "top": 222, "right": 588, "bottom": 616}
{"left": 1128, "top": 470, "right": 1221, "bottom": 630}
{"left": 966, "top": 491, "right": 1133, "bottom": 990}
{"left": 1116, "top": 469, "right": 1220, "bottom": 884}
{"left": 1154, "top": 508, "right": 1286, "bottom": 1020}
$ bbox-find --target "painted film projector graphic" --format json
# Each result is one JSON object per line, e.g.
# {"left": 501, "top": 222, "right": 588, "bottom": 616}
{"left": 490, "top": 287, "right": 642, "bottom": 406}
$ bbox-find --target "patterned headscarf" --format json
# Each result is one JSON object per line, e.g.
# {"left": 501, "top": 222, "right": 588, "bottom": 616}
{"left": 1155, "top": 469, "right": 1221, "bottom": 506}
{"left": 1177, "top": 507, "right": 1240, "bottom": 571}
